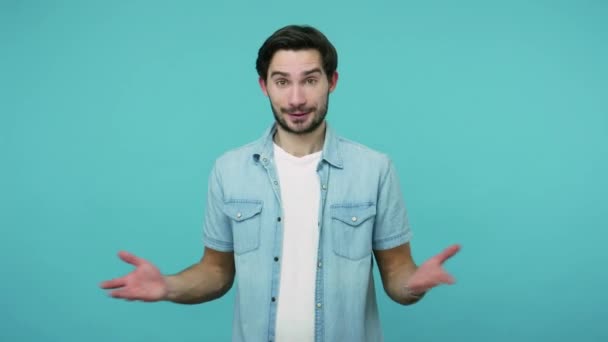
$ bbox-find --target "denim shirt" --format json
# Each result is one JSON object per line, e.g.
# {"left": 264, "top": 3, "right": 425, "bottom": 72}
{"left": 203, "top": 123, "right": 412, "bottom": 342}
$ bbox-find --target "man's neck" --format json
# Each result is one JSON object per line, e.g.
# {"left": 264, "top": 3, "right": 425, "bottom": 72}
{"left": 273, "top": 122, "right": 326, "bottom": 157}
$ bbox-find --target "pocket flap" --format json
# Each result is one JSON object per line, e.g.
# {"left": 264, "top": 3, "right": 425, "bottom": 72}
{"left": 223, "top": 200, "right": 263, "bottom": 221}
{"left": 331, "top": 203, "right": 376, "bottom": 227}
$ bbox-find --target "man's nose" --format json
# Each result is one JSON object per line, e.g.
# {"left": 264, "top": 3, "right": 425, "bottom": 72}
{"left": 288, "top": 85, "right": 306, "bottom": 108}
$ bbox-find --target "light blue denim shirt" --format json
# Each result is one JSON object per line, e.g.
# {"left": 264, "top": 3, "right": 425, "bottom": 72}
{"left": 203, "top": 123, "right": 412, "bottom": 342}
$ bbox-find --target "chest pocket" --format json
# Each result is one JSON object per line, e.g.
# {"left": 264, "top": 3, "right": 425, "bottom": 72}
{"left": 330, "top": 202, "right": 376, "bottom": 260}
{"left": 223, "top": 200, "right": 263, "bottom": 255}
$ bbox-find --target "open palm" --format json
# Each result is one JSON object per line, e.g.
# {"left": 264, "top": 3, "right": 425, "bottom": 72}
{"left": 100, "top": 251, "right": 168, "bottom": 302}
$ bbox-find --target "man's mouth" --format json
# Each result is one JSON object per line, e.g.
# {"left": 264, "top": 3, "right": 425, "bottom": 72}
{"left": 286, "top": 110, "right": 312, "bottom": 117}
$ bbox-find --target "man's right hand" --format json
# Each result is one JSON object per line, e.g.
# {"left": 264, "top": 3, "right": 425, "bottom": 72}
{"left": 100, "top": 251, "right": 169, "bottom": 302}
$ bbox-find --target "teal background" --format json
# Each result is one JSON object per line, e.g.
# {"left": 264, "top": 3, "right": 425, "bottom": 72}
{"left": 1, "top": 0, "right": 607, "bottom": 341}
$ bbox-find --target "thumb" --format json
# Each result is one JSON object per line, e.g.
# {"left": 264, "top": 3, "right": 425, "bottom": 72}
{"left": 118, "top": 251, "right": 145, "bottom": 267}
{"left": 435, "top": 244, "right": 461, "bottom": 264}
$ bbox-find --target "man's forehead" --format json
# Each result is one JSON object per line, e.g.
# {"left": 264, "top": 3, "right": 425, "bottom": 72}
{"left": 268, "top": 49, "right": 323, "bottom": 75}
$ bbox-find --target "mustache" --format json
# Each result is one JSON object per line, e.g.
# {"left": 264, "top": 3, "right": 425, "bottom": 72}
{"left": 281, "top": 106, "right": 316, "bottom": 114}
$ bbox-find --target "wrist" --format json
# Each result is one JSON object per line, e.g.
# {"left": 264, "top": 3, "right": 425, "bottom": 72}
{"left": 404, "top": 284, "right": 426, "bottom": 300}
{"left": 163, "top": 275, "right": 177, "bottom": 302}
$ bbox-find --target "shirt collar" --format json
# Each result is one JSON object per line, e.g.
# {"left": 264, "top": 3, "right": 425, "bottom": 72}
{"left": 252, "top": 122, "right": 344, "bottom": 169}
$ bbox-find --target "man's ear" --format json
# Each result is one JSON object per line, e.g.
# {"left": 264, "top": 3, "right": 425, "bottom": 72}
{"left": 259, "top": 77, "right": 269, "bottom": 96}
{"left": 329, "top": 71, "right": 339, "bottom": 93}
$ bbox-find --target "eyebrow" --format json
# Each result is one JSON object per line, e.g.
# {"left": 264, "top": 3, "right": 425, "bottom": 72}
{"left": 269, "top": 68, "right": 323, "bottom": 78}
{"left": 302, "top": 68, "right": 322, "bottom": 76}
{"left": 270, "top": 71, "right": 289, "bottom": 78}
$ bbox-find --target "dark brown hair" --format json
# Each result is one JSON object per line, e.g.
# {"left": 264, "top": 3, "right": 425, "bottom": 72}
{"left": 256, "top": 25, "right": 338, "bottom": 82}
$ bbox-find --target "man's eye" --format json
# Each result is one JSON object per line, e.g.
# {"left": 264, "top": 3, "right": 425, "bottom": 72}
{"left": 306, "top": 78, "right": 318, "bottom": 85}
{"left": 276, "top": 79, "right": 288, "bottom": 86}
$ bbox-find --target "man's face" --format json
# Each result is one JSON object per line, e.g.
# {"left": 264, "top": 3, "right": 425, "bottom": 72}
{"left": 260, "top": 49, "right": 338, "bottom": 135}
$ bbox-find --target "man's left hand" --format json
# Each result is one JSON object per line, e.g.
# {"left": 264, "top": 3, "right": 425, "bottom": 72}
{"left": 405, "top": 244, "right": 461, "bottom": 294}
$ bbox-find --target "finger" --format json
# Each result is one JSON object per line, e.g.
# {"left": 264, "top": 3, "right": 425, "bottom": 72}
{"left": 110, "top": 288, "right": 138, "bottom": 300}
{"left": 118, "top": 251, "right": 144, "bottom": 267}
{"left": 100, "top": 277, "right": 126, "bottom": 289}
{"left": 441, "top": 273, "right": 456, "bottom": 285}
{"left": 436, "top": 244, "right": 461, "bottom": 264}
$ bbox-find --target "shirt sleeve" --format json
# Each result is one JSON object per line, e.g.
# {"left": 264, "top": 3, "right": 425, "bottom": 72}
{"left": 202, "top": 162, "right": 234, "bottom": 252}
{"left": 372, "top": 158, "right": 413, "bottom": 250}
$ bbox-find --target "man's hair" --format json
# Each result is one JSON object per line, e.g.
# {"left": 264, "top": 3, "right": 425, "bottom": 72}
{"left": 256, "top": 25, "right": 338, "bottom": 82}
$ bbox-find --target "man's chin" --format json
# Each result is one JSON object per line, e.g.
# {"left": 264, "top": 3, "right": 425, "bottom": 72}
{"left": 274, "top": 111, "right": 325, "bottom": 135}
{"left": 280, "top": 117, "right": 310, "bottom": 132}
{"left": 287, "top": 125, "right": 313, "bottom": 134}
{"left": 289, "top": 121, "right": 325, "bottom": 135}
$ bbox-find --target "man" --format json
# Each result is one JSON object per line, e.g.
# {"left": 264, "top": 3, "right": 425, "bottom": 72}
{"left": 100, "top": 25, "right": 460, "bottom": 342}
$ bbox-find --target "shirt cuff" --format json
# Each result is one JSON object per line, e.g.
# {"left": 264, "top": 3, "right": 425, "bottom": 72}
{"left": 203, "top": 234, "right": 234, "bottom": 252}
{"left": 372, "top": 230, "right": 413, "bottom": 250}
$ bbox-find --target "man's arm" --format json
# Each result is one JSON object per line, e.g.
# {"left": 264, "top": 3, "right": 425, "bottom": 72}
{"left": 165, "top": 247, "right": 235, "bottom": 304}
{"left": 374, "top": 243, "right": 460, "bottom": 305}
{"left": 374, "top": 243, "right": 423, "bottom": 305}
{"left": 100, "top": 247, "right": 235, "bottom": 304}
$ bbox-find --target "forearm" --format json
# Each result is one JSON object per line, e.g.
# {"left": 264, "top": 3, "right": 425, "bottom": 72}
{"left": 164, "top": 262, "right": 234, "bottom": 304}
{"left": 384, "top": 264, "right": 426, "bottom": 305}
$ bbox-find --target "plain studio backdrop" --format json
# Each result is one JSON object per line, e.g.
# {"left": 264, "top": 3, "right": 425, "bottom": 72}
{"left": 1, "top": 1, "right": 607, "bottom": 341}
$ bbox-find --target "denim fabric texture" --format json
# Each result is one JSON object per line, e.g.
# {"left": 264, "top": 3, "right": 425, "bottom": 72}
{"left": 203, "top": 124, "right": 412, "bottom": 342}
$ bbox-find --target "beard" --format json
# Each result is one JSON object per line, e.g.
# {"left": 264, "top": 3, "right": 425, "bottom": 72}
{"left": 270, "top": 92, "right": 330, "bottom": 135}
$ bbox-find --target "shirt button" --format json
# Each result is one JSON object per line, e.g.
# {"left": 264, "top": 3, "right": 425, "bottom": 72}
{"left": 351, "top": 216, "right": 358, "bottom": 222}
{"left": 274, "top": 257, "right": 279, "bottom": 262}
{"left": 236, "top": 212, "right": 242, "bottom": 219}
{"left": 272, "top": 297, "right": 276, "bottom": 302}
{"left": 273, "top": 180, "right": 278, "bottom": 185}
{"left": 321, "top": 184, "right": 327, "bottom": 190}
{"left": 277, "top": 217, "right": 281, "bottom": 222}
{"left": 317, "top": 261, "right": 322, "bottom": 268}
{"left": 316, "top": 303, "right": 322, "bottom": 309}
{"left": 263, "top": 158, "right": 268, "bottom": 163}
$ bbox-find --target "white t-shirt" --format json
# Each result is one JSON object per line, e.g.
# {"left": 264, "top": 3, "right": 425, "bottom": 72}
{"left": 273, "top": 143, "right": 321, "bottom": 342}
